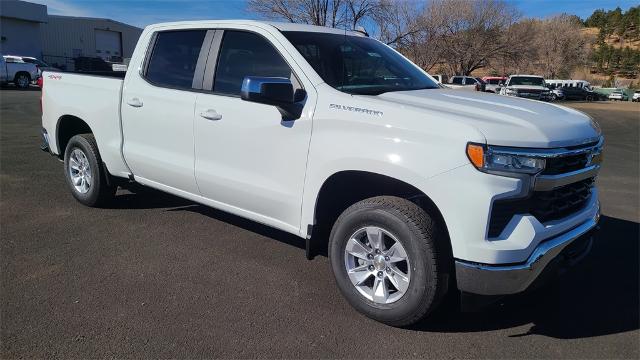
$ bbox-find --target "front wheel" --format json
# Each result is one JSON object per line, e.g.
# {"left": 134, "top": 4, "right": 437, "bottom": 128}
{"left": 329, "top": 196, "right": 449, "bottom": 327}
{"left": 64, "top": 134, "right": 116, "bottom": 207}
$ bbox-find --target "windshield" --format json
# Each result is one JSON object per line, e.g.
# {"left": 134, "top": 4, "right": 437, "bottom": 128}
{"left": 509, "top": 76, "right": 545, "bottom": 87}
{"left": 283, "top": 31, "right": 439, "bottom": 95}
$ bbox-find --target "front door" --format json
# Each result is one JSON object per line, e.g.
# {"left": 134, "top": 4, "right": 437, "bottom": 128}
{"left": 194, "top": 29, "right": 315, "bottom": 231}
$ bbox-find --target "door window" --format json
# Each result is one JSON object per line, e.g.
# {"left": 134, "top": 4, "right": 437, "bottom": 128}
{"left": 451, "top": 77, "right": 463, "bottom": 85}
{"left": 213, "top": 31, "right": 294, "bottom": 96}
{"left": 144, "top": 30, "right": 207, "bottom": 89}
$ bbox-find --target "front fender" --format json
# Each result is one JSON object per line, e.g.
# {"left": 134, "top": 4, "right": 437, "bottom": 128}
{"left": 299, "top": 84, "right": 486, "bottom": 238}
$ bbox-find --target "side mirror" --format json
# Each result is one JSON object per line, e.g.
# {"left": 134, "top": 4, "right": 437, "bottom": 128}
{"left": 241, "top": 76, "right": 305, "bottom": 120}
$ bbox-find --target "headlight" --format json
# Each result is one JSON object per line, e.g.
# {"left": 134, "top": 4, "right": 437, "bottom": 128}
{"left": 466, "top": 143, "right": 546, "bottom": 175}
{"left": 505, "top": 88, "right": 518, "bottom": 96}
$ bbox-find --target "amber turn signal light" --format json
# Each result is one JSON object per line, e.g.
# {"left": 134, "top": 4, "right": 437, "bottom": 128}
{"left": 466, "top": 144, "right": 485, "bottom": 168}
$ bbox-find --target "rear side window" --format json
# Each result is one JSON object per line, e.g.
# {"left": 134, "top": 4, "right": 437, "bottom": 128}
{"left": 145, "top": 30, "right": 207, "bottom": 89}
{"left": 451, "top": 77, "right": 463, "bottom": 84}
{"left": 213, "top": 31, "right": 293, "bottom": 96}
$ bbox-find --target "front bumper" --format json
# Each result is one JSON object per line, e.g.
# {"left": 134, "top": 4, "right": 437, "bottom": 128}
{"left": 454, "top": 206, "right": 599, "bottom": 296}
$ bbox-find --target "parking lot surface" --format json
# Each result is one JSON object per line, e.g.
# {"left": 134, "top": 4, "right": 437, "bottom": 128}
{"left": 1, "top": 89, "right": 638, "bottom": 359}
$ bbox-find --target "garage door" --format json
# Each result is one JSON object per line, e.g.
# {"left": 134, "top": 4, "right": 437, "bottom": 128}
{"left": 95, "top": 29, "right": 122, "bottom": 61}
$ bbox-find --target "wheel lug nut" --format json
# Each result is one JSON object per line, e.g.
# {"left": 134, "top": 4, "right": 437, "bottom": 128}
{"left": 367, "top": 254, "right": 373, "bottom": 260}
{"left": 384, "top": 256, "right": 390, "bottom": 261}
{"left": 368, "top": 265, "right": 374, "bottom": 271}
{"left": 377, "top": 271, "right": 383, "bottom": 278}
{"left": 375, "top": 249, "right": 381, "bottom": 254}
{"left": 386, "top": 267, "right": 391, "bottom": 272}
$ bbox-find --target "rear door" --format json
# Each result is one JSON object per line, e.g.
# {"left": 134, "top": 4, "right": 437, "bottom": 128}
{"left": 121, "top": 29, "right": 213, "bottom": 193}
{"left": 192, "top": 29, "right": 315, "bottom": 231}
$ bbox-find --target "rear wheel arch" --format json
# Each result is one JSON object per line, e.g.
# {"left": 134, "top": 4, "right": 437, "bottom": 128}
{"left": 56, "top": 115, "right": 93, "bottom": 159}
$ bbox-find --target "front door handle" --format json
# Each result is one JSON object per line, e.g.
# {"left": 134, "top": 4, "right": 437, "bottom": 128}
{"left": 200, "top": 109, "right": 222, "bottom": 121}
{"left": 127, "top": 98, "right": 143, "bottom": 107}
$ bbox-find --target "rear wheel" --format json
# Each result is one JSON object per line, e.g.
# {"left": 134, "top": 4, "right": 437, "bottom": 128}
{"left": 63, "top": 134, "right": 116, "bottom": 207}
{"left": 14, "top": 73, "right": 30, "bottom": 89}
{"left": 329, "top": 196, "right": 449, "bottom": 327}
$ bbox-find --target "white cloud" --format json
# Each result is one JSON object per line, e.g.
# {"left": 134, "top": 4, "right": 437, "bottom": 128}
{"left": 29, "top": 0, "right": 94, "bottom": 17}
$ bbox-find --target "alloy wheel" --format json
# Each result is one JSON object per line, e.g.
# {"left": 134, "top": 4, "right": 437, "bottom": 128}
{"left": 68, "top": 148, "right": 92, "bottom": 194}
{"left": 344, "top": 226, "right": 411, "bottom": 304}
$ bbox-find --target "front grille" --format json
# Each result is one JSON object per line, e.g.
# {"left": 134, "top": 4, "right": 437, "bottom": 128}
{"left": 488, "top": 178, "right": 594, "bottom": 238}
{"left": 543, "top": 154, "right": 589, "bottom": 175}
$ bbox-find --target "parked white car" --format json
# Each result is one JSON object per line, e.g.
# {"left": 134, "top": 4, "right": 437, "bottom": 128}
{"left": 1, "top": 54, "right": 39, "bottom": 88}
{"left": 41, "top": 20, "right": 602, "bottom": 326}
{"left": 608, "top": 90, "right": 628, "bottom": 101}
{"left": 499, "top": 75, "right": 551, "bottom": 101}
{"left": 548, "top": 85, "right": 565, "bottom": 101}
{"left": 632, "top": 91, "right": 640, "bottom": 102}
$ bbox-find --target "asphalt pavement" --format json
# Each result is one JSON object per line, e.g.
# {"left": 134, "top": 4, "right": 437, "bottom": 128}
{"left": 1, "top": 88, "right": 638, "bottom": 358}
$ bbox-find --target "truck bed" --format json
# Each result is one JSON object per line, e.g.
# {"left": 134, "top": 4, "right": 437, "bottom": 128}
{"left": 41, "top": 71, "right": 130, "bottom": 177}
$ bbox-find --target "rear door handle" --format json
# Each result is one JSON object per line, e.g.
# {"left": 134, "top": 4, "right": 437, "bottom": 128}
{"left": 200, "top": 109, "right": 222, "bottom": 121}
{"left": 127, "top": 98, "right": 143, "bottom": 107}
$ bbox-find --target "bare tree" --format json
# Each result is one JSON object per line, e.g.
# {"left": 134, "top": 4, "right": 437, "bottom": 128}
{"left": 248, "top": 0, "right": 345, "bottom": 27}
{"left": 428, "top": 0, "right": 521, "bottom": 75}
{"left": 346, "top": 0, "right": 381, "bottom": 29}
{"left": 532, "top": 14, "right": 588, "bottom": 78}
{"left": 373, "top": 0, "right": 426, "bottom": 46}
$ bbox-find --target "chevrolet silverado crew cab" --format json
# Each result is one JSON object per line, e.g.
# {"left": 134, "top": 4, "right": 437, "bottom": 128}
{"left": 41, "top": 21, "right": 603, "bottom": 326}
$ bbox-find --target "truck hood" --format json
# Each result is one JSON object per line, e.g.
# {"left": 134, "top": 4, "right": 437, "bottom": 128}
{"left": 376, "top": 89, "right": 600, "bottom": 148}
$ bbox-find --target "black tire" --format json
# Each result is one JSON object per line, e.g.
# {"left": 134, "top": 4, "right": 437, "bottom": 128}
{"left": 63, "top": 134, "right": 116, "bottom": 207}
{"left": 14, "top": 72, "right": 30, "bottom": 89}
{"left": 329, "top": 196, "right": 449, "bottom": 327}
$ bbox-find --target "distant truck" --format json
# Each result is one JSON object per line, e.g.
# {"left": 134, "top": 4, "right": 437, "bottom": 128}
{"left": 499, "top": 75, "right": 551, "bottom": 101}
{"left": 1, "top": 54, "right": 39, "bottom": 89}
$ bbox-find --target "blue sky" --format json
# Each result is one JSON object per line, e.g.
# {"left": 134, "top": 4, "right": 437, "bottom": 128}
{"left": 30, "top": 0, "right": 638, "bottom": 28}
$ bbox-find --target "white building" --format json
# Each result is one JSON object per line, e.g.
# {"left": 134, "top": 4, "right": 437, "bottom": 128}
{"left": 1, "top": 0, "right": 142, "bottom": 70}
{"left": 41, "top": 15, "right": 142, "bottom": 70}
{"left": 0, "top": 0, "right": 47, "bottom": 58}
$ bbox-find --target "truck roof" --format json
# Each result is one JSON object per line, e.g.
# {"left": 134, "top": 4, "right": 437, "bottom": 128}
{"left": 144, "top": 20, "right": 364, "bottom": 37}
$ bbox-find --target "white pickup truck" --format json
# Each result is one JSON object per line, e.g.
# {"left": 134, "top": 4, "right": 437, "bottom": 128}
{"left": 41, "top": 20, "right": 603, "bottom": 326}
{"left": 1, "top": 54, "right": 39, "bottom": 89}
{"left": 499, "top": 74, "right": 552, "bottom": 101}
